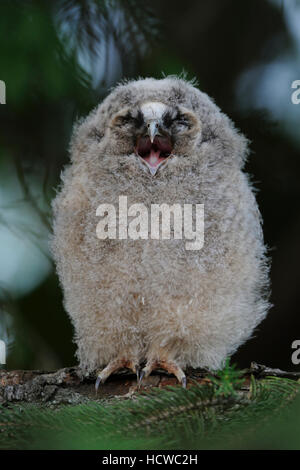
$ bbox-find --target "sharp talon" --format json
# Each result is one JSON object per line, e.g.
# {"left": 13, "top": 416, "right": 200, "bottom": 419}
{"left": 138, "top": 369, "right": 145, "bottom": 386}
{"left": 95, "top": 376, "right": 102, "bottom": 392}
{"left": 181, "top": 377, "right": 187, "bottom": 389}
{"left": 136, "top": 366, "right": 140, "bottom": 382}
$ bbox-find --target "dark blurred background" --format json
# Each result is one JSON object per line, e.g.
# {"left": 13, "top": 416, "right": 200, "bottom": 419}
{"left": 0, "top": 0, "right": 299, "bottom": 372}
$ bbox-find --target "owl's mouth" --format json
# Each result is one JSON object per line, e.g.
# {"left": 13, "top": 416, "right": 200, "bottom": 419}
{"left": 135, "top": 135, "right": 172, "bottom": 176}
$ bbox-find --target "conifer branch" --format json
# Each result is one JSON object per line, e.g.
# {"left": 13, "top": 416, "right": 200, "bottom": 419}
{"left": 1, "top": 362, "right": 299, "bottom": 405}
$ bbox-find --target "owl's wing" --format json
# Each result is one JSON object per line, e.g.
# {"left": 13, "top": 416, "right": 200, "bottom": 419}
{"left": 51, "top": 168, "right": 89, "bottom": 266}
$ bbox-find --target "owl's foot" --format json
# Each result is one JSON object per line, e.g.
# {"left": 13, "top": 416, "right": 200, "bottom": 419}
{"left": 95, "top": 358, "right": 140, "bottom": 392}
{"left": 139, "top": 359, "right": 186, "bottom": 388}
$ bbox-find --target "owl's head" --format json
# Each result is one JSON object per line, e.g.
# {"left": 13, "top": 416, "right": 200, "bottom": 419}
{"left": 72, "top": 77, "right": 247, "bottom": 176}
{"left": 109, "top": 101, "right": 201, "bottom": 175}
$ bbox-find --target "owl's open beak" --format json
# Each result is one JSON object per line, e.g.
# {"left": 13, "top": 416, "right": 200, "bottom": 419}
{"left": 135, "top": 133, "right": 173, "bottom": 176}
{"left": 147, "top": 120, "right": 159, "bottom": 143}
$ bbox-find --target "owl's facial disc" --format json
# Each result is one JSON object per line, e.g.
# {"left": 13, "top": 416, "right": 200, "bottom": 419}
{"left": 135, "top": 134, "right": 173, "bottom": 176}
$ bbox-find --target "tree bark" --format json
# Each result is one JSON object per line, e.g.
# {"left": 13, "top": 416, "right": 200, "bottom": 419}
{"left": 0, "top": 362, "right": 299, "bottom": 405}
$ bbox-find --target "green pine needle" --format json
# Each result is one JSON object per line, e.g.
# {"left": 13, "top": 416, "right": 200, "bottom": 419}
{"left": 1, "top": 364, "right": 300, "bottom": 450}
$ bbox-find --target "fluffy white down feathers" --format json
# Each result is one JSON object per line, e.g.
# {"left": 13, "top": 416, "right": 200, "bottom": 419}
{"left": 51, "top": 77, "right": 270, "bottom": 382}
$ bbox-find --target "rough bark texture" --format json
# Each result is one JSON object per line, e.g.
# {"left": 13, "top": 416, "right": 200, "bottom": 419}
{"left": 0, "top": 362, "right": 299, "bottom": 405}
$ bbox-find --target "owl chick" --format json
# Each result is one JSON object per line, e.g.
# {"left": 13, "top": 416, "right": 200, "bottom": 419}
{"left": 51, "top": 77, "right": 270, "bottom": 388}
